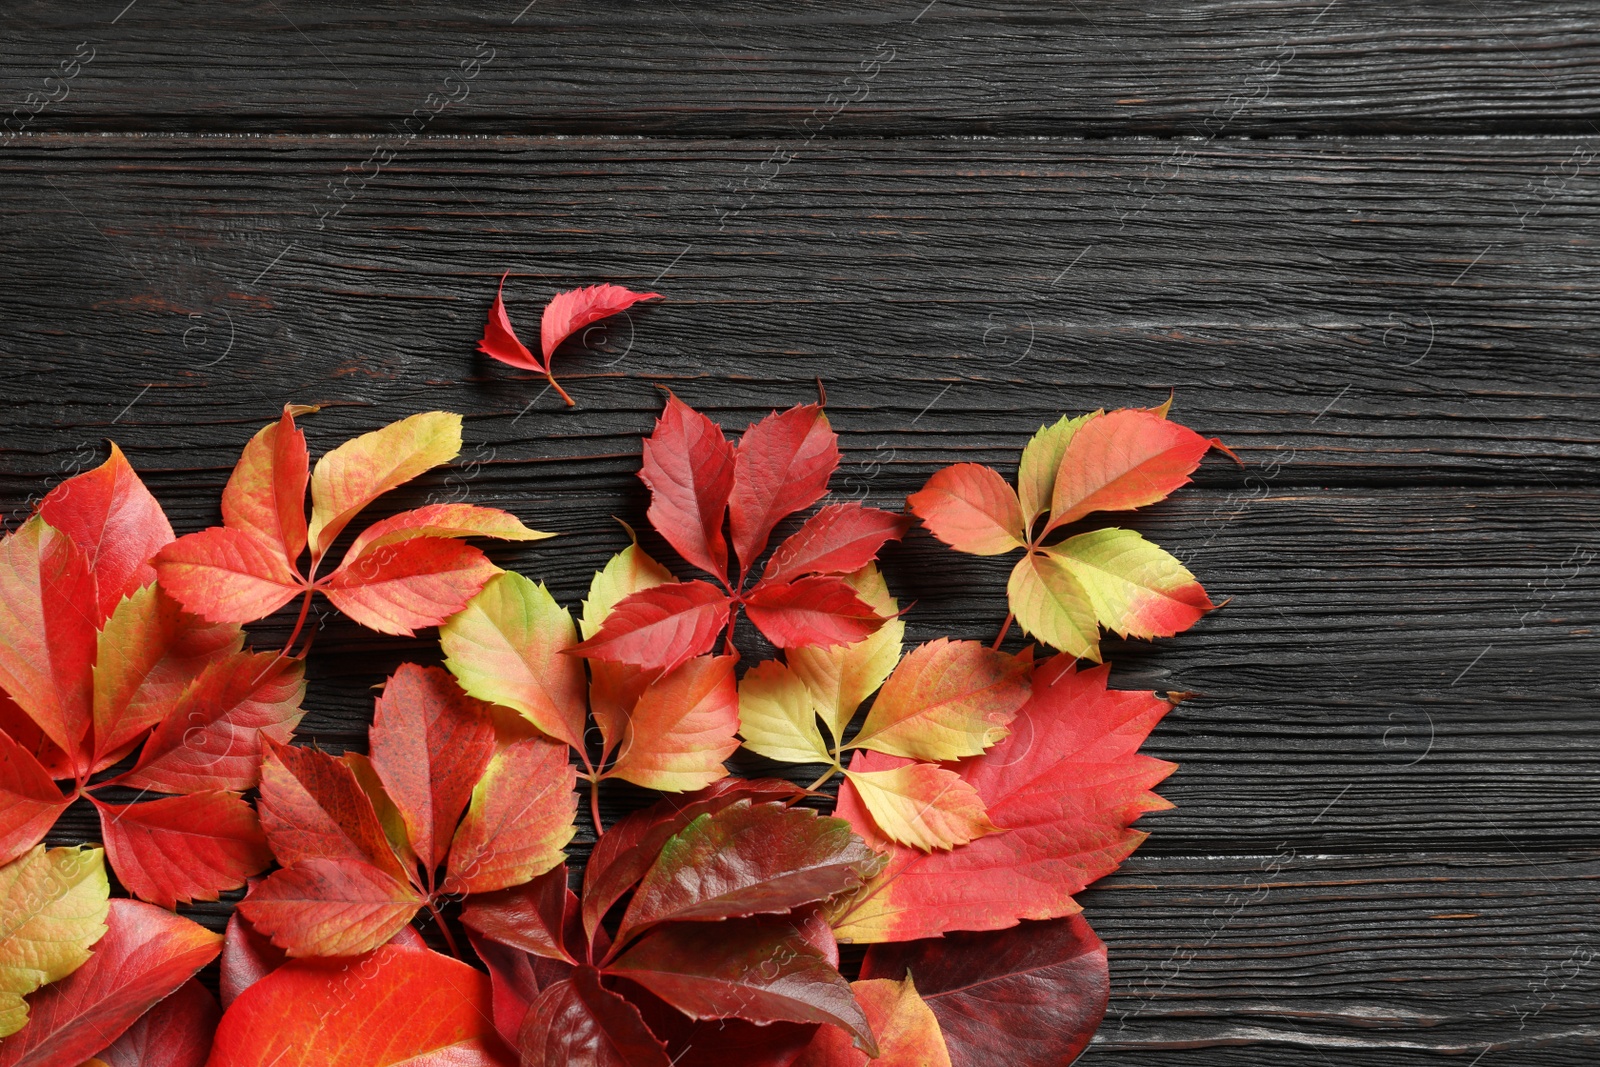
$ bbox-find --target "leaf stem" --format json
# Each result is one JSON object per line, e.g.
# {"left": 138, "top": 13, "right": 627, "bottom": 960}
{"left": 423, "top": 898, "right": 462, "bottom": 959}
{"left": 806, "top": 764, "right": 840, "bottom": 791}
{"left": 589, "top": 775, "right": 605, "bottom": 836}
{"left": 991, "top": 612, "right": 1014, "bottom": 650}
{"left": 280, "top": 588, "right": 316, "bottom": 659}
{"left": 546, "top": 370, "right": 575, "bottom": 407}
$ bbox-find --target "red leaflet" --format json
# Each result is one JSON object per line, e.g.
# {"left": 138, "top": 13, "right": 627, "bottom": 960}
{"left": 519, "top": 966, "right": 671, "bottom": 1067}
{"left": 220, "top": 405, "right": 311, "bottom": 568}
{"left": 219, "top": 908, "right": 286, "bottom": 1008}
{"left": 568, "top": 581, "right": 731, "bottom": 674}
{"left": 93, "top": 791, "right": 270, "bottom": 910}
{"left": 92, "top": 978, "right": 219, "bottom": 1067}
{"left": 442, "top": 732, "right": 577, "bottom": 896}
{"left": 241, "top": 858, "right": 424, "bottom": 957}
{"left": 478, "top": 276, "right": 661, "bottom": 407}
{"left": 906, "top": 463, "right": 1026, "bottom": 556}
{"left": 743, "top": 576, "right": 884, "bottom": 649}
{"left": 461, "top": 865, "right": 577, "bottom": 963}
{"left": 602, "top": 655, "right": 740, "bottom": 793}
{"left": 38, "top": 442, "right": 174, "bottom": 622}
{"left": 729, "top": 403, "right": 839, "bottom": 572}
{"left": 829, "top": 659, "right": 1176, "bottom": 943}
{"left": 1045, "top": 408, "right": 1216, "bottom": 531}
{"left": 207, "top": 939, "right": 514, "bottom": 1067}
{"left": 640, "top": 393, "right": 736, "bottom": 579}
{"left": 762, "top": 503, "right": 912, "bottom": 584}
{"left": 320, "top": 537, "right": 501, "bottom": 637}
{"left": 254, "top": 737, "right": 408, "bottom": 879}
{"left": 0, "top": 899, "right": 221, "bottom": 1067}
{"left": 0, "top": 728, "right": 69, "bottom": 865}
{"left": 860, "top": 915, "right": 1109, "bottom": 1067}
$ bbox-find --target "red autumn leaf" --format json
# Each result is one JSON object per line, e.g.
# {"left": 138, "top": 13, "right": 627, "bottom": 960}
{"left": 478, "top": 275, "right": 661, "bottom": 407}
{"left": 207, "top": 938, "right": 514, "bottom": 1067}
{"left": 792, "top": 975, "right": 949, "bottom": 1067}
{"left": 37, "top": 442, "right": 174, "bottom": 622}
{"left": 762, "top": 503, "right": 912, "bottom": 584}
{"left": 91, "top": 977, "right": 218, "bottom": 1067}
{"left": 461, "top": 865, "right": 579, "bottom": 964}
{"left": 92, "top": 790, "right": 271, "bottom": 910}
{"left": 442, "top": 731, "right": 577, "bottom": 896}
{"left": 0, "top": 689, "right": 70, "bottom": 781}
{"left": 254, "top": 737, "right": 410, "bottom": 881}
{"left": 729, "top": 404, "right": 839, "bottom": 573}
{"left": 860, "top": 915, "right": 1108, "bottom": 1067}
{"left": 219, "top": 908, "right": 286, "bottom": 1009}
{"left": 0, "top": 728, "right": 69, "bottom": 865}
{"left": 581, "top": 779, "right": 806, "bottom": 944}
{"left": 829, "top": 659, "right": 1175, "bottom": 943}
{"left": 567, "top": 581, "right": 731, "bottom": 674}
{"left": 0, "top": 898, "right": 220, "bottom": 1067}
{"left": 639, "top": 393, "right": 735, "bottom": 580}
{"left": 1045, "top": 407, "right": 1216, "bottom": 531}
{"left": 519, "top": 966, "right": 671, "bottom": 1067}
{"left": 150, "top": 525, "right": 304, "bottom": 625}
{"left": 368, "top": 662, "right": 497, "bottom": 873}
{"left": 627, "top": 983, "right": 821, "bottom": 1067}
{"left": 320, "top": 537, "right": 501, "bottom": 637}
{"left": 219, "top": 405, "right": 310, "bottom": 572}
{"left": 742, "top": 575, "right": 885, "bottom": 650}
{"left": 240, "top": 857, "right": 425, "bottom": 958}
{"left": 601, "top": 654, "right": 740, "bottom": 793}
{"left": 906, "top": 463, "right": 1026, "bottom": 556}
{"left": 469, "top": 930, "right": 581, "bottom": 1050}
{"left": 612, "top": 800, "right": 880, "bottom": 952}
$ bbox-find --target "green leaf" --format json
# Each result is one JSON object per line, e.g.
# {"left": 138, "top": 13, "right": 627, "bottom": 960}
{"left": 787, "top": 564, "right": 903, "bottom": 745}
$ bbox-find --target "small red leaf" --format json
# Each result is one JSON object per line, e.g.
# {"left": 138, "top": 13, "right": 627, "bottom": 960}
{"left": 478, "top": 273, "right": 543, "bottom": 372}
{"left": 519, "top": 966, "right": 671, "bottom": 1067}
{"left": 763, "top": 503, "right": 911, "bottom": 584}
{"left": 743, "top": 575, "right": 884, "bottom": 650}
{"left": 461, "top": 864, "right": 579, "bottom": 964}
{"left": 729, "top": 404, "right": 839, "bottom": 572}
{"left": 239, "top": 858, "right": 425, "bottom": 958}
{"left": 861, "top": 915, "right": 1109, "bottom": 1067}
{"left": 320, "top": 537, "right": 500, "bottom": 637}
{"left": 567, "top": 581, "right": 730, "bottom": 674}
{"left": 93, "top": 790, "right": 271, "bottom": 910}
{"left": 220, "top": 908, "right": 286, "bottom": 1009}
{"left": 906, "top": 463, "right": 1026, "bottom": 556}
{"left": 468, "top": 931, "right": 577, "bottom": 1049}
{"left": 0, "top": 898, "right": 220, "bottom": 1067}
{"left": 443, "top": 732, "right": 577, "bottom": 895}
{"left": 0, "top": 727, "right": 69, "bottom": 865}
{"left": 220, "top": 405, "right": 311, "bottom": 574}
{"left": 93, "top": 977, "right": 219, "bottom": 1067}
{"left": 1045, "top": 408, "right": 1216, "bottom": 530}
{"left": 604, "top": 654, "right": 740, "bottom": 793}
{"left": 0, "top": 689, "right": 71, "bottom": 780}
{"left": 639, "top": 393, "right": 736, "bottom": 580}
{"left": 38, "top": 442, "right": 174, "bottom": 621}
{"left": 541, "top": 283, "right": 661, "bottom": 364}
{"left": 255, "top": 737, "right": 411, "bottom": 882}
{"left": 152, "top": 526, "right": 305, "bottom": 625}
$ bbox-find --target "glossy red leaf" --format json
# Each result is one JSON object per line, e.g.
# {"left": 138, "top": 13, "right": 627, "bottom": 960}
{"left": 906, "top": 463, "right": 1025, "bottom": 556}
{"left": 567, "top": 581, "right": 730, "bottom": 675}
{"left": 369, "top": 663, "right": 497, "bottom": 872}
{"left": 581, "top": 779, "right": 806, "bottom": 944}
{"left": 0, "top": 728, "right": 68, "bottom": 865}
{"left": 861, "top": 915, "right": 1108, "bottom": 1067}
{"left": 1045, "top": 408, "right": 1216, "bottom": 530}
{"left": 468, "top": 931, "right": 577, "bottom": 1049}
{"left": 93, "top": 791, "right": 271, "bottom": 910}
{"left": 38, "top": 443, "right": 174, "bottom": 622}
{"left": 0, "top": 898, "right": 220, "bottom": 1067}
{"left": 518, "top": 966, "right": 671, "bottom": 1067}
{"left": 762, "top": 503, "right": 911, "bottom": 584}
{"left": 461, "top": 864, "right": 578, "bottom": 964}
{"left": 603, "top": 654, "right": 740, "bottom": 793}
{"left": 743, "top": 576, "right": 884, "bottom": 650}
{"left": 729, "top": 404, "right": 839, "bottom": 573}
{"left": 541, "top": 283, "right": 662, "bottom": 364}
{"left": 151, "top": 526, "right": 304, "bottom": 625}
{"left": 614, "top": 800, "right": 879, "bottom": 950}
{"left": 254, "top": 737, "right": 410, "bottom": 881}
{"left": 92, "top": 977, "right": 218, "bottom": 1067}
{"left": 319, "top": 536, "right": 500, "bottom": 637}
{"left": 219, "top": 405, "right": 310, "bottom": 574}
{"left": 219, "top": 908, "right": 286, "bottom": 1009}
{"left": 607, "top": 918, "right": 874, "bottom": 1054}
{"left": 639, "top": 393, "right": 735, "bottom": 580}
{"left": 830, "top": 659, "right": 1175, "bottom": 943}
{"left": 207, "top": 939, "right": 513, "bottom": 1067}
{"left": 0, "top": 517, "right": 98, "bottom": 765}
{"left": 120, "top": 650, "right": 305, "bottom": 794}
{"left": 239, "top": 858, "right": 425, "bottom": 958}
{"left": 626, "top": 984, "right": 819, "bottom": 1067}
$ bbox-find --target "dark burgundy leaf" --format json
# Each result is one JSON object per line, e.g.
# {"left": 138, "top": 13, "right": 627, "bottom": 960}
{"left": 517, "top": 966, "right": 671, "bottom": 1067}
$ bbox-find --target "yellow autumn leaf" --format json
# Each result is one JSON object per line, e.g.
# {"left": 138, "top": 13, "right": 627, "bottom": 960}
{"left": 307, "top": 411, "right": 463, "bottom": 559}
{"left": 848, "top": 639, "right": 1031, "bottom": 761}
{"left": 1007, "top": 550, "right": 1100, "bottom": 662}
{"left": 788, "top": 564, "right": 903, "bottom": 744}
{"left": 843, "top": 764, "right": 1000, "bottom": 852}
{"left": 1047, "top": 528, "right": 1214, "bottom": 641}
{"left": 737, "top": 659, "right": 831, "bottom": 765}
{"left": 0, "top": 845, "right": 110, "bottom": 1037}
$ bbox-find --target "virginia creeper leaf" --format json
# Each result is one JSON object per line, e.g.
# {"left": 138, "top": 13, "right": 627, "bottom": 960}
{"left": 625, "top": 983, "right": 820, "bottom": 1067}
{"left": 639, "top": 393, "right": 735, "bottom": 581}
{"left": 0, "top": 898, "right": 219, "bottom": 1067}
{"left": 541, "top": 283, "right": 662, "bottom": 365}
{"left": 603, "top": 655, "right": 740, "bottom": 792}
{"left": 860, "top": 915, "right": 1108, "bottom": 1067}
{"left": 219, "top": 908, "right": 285, "bottom": 1009}
{"left": 1015, "top": 411, "right": 1096, "bottom": 531}
{"left": 1048, "top": 528, "right": 1214, "bottom": 640}
{"left": 905, "top": 464, "right": 1024, "bottom": 556}
{"left": 518, "top": 966, "right": 670, "bottom": 1067}
{"left": 848, "top": 640, "right": 1031, "bottom": 761}
{"left": 151, "top": 526, "right": 303, "bottom": 625}
{"left": 343, "top": 751, "right": 421, "bottom": 875}
{"left": 477, "top": 273, "right": 541, "bottom": 371}
{"left": 441, "top": 571, "right": 589, "bottom": 750}
{"left": 737, "top": 659, "right": 831, "bottom": 765}
{"left": 239, "top": 858, "right": 425, "bottom": 957}
{"left": 567, "top": 581, "right": 730, "bottom": 676}
{"left": 1007, "top": 551, "right": 1100, "bottom": 662}
{"left": 742, "top": 576, "right": 884, "bottom": 651}
{"left": 208, "top": 939, "right": 513, "bottom": 1067}
{"left": 762, "top": 504, "right": 911, "bottom": 586}
{"left": 460, "top": 865, "right": 578, "bottom": 964}
{"left": 342, "top": 502, "right": 553, "bottom": 560}
{"left": 444, "top": 732, "right": 577, "bottom": 895}
{"left": 580, "top": 539, "right": 674, "bottom": 640}
{"left": 254, "top": 738, "right": 409, "bottom": 882}
{"left": 0, "top": 692, "right": 69, "bottom": 782}
{"left": 91, "top": 977, "right": 218, "bottom": 1067}
{"left": 306, "top": 410, "right": 462, "bottom": 563}
{"left": 1045, "top": 408, "right": 1214, "bottom": 531}
{"left": 0, "top": 845, "right": 108, "bottom": 1039}
{"left": 369, "top": 663, "right": 497, "bottom": 872}
{"left": 830, "top": 660, "right": 1175, "bottom": 943}
{"left": 0, "top": 732, "right": 68, "bottom": 866}
{"left": 468, "top": 930, "right": 577, "bottom": 1050}
{"left": 37, "top": 443, "right": 173, "bottom": 622}
{"left": 788, "top": 564, "right": 904, "bottom": 745}
{"left": 841, "top": 764, "right": 999, "bottom": 852}
{"left": 792, "top": 976, "right": 950, "bottom": 1067}
{"left": 319, "top": 536, "right": 500, "bottom": 637}
{"left": 92, "top": 791, "right": 270, "bottom": 909}
{"left": 729, "top": 404, "right": 839, "bottom": 573}
{"left": 220, "top": 405, "right": 310, "bottom": 573}
{"left": 581, "top": 539, "right": 673, "bottom": 759}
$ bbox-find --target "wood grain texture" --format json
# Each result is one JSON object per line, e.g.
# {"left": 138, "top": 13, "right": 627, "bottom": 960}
{"left": 4, "top": 2, "right": 1600, "bottom": 135}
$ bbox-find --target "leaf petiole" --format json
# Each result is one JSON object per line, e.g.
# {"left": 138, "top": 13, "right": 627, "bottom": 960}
{"left": 422, "top": 898, "right": 462, "bottom": 960}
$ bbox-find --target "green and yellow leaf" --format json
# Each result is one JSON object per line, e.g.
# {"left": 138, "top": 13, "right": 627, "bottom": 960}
{"left": 1016, "top": 411, "right": 1097, "bottom": 529}
{"left": 1048, "top": 528, "right": 1213, "bottom": 640}
{"left": 1007, "top": 551, "right": 1100, "bottom": 662}
{"left": 788, "top": 564, "right": 903, "bottom": 744}
{"left": 849, "top": 639, "right": 1031, "bottom": 762}
{"left": 0, "top": 844, "right": 109, "bottom": 1037}
{"left": 843, "top": 764, "right": 1000, "bottom": 852}
{"left": 737, "top": 659, "right": 831, "bottom": 765}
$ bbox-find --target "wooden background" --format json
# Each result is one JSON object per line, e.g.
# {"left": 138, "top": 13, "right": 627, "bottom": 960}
{"left": 4, "top": 2, "right": 1598, "bottom": 1062}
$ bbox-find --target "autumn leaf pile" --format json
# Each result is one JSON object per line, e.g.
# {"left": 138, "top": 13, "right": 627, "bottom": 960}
{"left": 0, "top": 283, "right": 1228, "bottom": 1066}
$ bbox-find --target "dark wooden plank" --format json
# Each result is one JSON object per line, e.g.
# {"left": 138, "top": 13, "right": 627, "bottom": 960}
{"left": 2, "top": 135, "right": 1598, "bottom": 485}
{"left": 5, "top": 2, "right": 1600, "bottom": 136}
